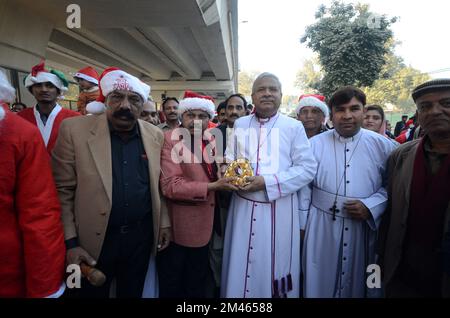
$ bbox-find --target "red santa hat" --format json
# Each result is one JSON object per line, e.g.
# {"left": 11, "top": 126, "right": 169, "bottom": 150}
{"left": 86, "top": 67, "right": 151, "bottom": 115}
{"left": 74, "top": 66, "right": 99, "bottom": 85}
{"left": 295, "top": 94, "right": 329, "bottom": 119}
{"left": 24, "top": 61, "right": 68, "bottom": 93}
{"left": 178, "top": 91, "right": 215, "bottom": 118}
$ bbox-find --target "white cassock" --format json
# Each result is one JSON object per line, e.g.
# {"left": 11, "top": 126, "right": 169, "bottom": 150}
{"left": 221, "top": 113, "right": 317, "bottom": 298}
{"left": 300, "top": 128, "right": 397, "bottom": 298}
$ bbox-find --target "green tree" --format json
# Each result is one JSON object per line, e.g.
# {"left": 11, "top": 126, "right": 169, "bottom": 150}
{"left": 301, "top": 1, "right": 397, "bottom": 97}
{"left": 238, "top": 70, "right": 260, "bottom": 97}
{"left": 294, "top": 56, "right": 323, "bottom": 93}
{"left": 363, "top": 46, "right": 431, "bottom": 114}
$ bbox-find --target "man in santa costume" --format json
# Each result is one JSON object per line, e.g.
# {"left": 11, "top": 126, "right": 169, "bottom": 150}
{"left": 0, "top": 71, "right": 66, "bottom": 298}
{"left": 18, "top": 61, "right": 80, "bottom": 154}
{"left": 74, "top": 66, "right": 100, "bottom": 115}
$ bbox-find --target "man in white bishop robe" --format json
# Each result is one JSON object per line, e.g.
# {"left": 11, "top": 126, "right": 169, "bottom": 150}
{"left": 300, "top": 87, "right": 397, "bottom": 298}
{"left": 221, "top": 73, "right": 317, "bottom": 298}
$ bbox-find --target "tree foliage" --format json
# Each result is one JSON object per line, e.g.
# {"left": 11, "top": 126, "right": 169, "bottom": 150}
{"left": 301, "top": 1, "right": 397, "bottom": 97}
{"left": 294, "top": 56, "right": 323, "bottom": 94}
{"left": 296, "top": 39, "right": 431, "bottom": 114}
{"left": 238, "top": 70, "right": 260, "bottom": 97}
{"left": 364, "top": 64, "right": 431, "bottom": 114}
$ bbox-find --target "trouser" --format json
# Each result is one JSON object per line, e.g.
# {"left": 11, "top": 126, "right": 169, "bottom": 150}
{"left": 157, "top": 241, "right": 209, "bottom": 298}
{"left": 78, "top": 216, "right": 153, "bottom": 298}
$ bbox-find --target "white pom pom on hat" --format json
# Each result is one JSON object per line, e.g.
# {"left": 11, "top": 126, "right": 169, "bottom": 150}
{"left": 86, "top": 101, "right": 106, "bottom": 115}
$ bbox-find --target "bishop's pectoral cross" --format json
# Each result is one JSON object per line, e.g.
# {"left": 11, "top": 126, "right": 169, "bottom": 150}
{"left": 329, "top": 201, "right": 339, "bottom": 221}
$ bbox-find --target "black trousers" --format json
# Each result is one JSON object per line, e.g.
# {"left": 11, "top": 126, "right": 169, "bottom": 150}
{"left": 157, "top": 242, "right": 209, "bottom": 298}
{"left": 78, "top": 218, "right": 153, "bottom": 298}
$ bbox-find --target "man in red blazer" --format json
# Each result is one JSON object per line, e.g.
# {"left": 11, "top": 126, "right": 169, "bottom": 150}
{"left": 158, "top": 91, "right": 237, "bottom": 297}
{"left": 18, "top": 61, "right": 80, "bottom": 154}
{"left": 0, "top": 71, "right": 66, "bottom": 298}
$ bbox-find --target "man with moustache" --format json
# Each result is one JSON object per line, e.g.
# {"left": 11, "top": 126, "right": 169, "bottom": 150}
{"left": 158, "top": 97, "right": 180, "bottom": 131}
{"left": 18, "top": 61, "right": 80, "bottom": 154}
{"left": 301, "top": 86, "right": 397, "bottom": 298}
{"left": 52, "top": 67, "right": 171, "bottom": 298}
{"left": 0, "top": 71, "right": 66, "bottom": 298}
{"left": 158, "top": 91, "right": 237, "bottom": 298}
{"left": 216, "top": 94, "right": 248, "bottom": 153}
{"left": 221, "top": 73, "right": 317, "bottom": 298}
{"left": 379, "top": 79, "right": 450, "bottom": 297}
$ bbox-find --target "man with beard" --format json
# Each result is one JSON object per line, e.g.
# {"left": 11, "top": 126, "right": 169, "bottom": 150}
{"left": 295, "top": 94, "right": 329, "bottom": 139}
{"left": 379, "top": 79, "right": 450, "bottom": 297}
{"left": 52, "top": 67, "right": 171, "bottom": 298}
{"left": 221, "top": 73, "right": 317, "bottom": 298}
{"left": 158, "top": 97, "right": 180, "bottom": 131}
{"left": 0, "top": 71, "right": 66, "bottom": 298}
{"left": 158, "top": 91, "right": 238, "bottom": 298}
{"left": 18, "top": 61, "right": 80, "bottom": 154}
{"left": 300, "top": 86, "right": 397, "bottom": 298}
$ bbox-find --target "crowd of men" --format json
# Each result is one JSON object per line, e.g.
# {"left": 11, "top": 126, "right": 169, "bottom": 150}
{"left": 1, "top": 61, "right": 449, "bottom": 298}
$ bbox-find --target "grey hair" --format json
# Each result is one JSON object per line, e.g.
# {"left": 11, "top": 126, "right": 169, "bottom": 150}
{"left": 252, "top": 72, "right": 282, "bottom": 94}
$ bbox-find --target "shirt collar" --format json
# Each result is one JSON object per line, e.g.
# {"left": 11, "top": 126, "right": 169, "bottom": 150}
{"left": 333, "top": 127, "right": 363, "bottom": 143}
{"left": 254, "top": 111, "right": 279, "bottom": 124}
{"left": 108, "top": 120, "right": 140, "bottom": 139}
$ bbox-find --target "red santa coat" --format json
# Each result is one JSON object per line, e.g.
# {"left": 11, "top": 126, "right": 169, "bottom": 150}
{"left": 0, "top": 105, "right": 66, "bottom": 297}
{"left": 18, "top": 106, "right": 80, "bottom": 154}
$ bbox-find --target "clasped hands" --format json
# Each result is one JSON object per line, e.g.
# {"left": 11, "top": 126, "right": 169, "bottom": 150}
{"left": 207, "top": 164, "right": 265, "bottom": 193}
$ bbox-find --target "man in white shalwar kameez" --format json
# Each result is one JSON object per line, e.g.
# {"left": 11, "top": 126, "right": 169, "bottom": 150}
{"left": 300, "top": 86, "right": 397, "bottom": 298}
{"left": 221, "top": 73, "right": 317, "bottom": 298}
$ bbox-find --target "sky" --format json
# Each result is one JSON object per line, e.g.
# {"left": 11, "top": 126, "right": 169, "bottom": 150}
{"left": 238, "top": 0, "right": 450, "bottom": 95}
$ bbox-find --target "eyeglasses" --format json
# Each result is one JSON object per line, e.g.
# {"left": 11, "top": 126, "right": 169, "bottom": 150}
{"left": 108, "top": 92, "right": 143, "bottom": 107}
